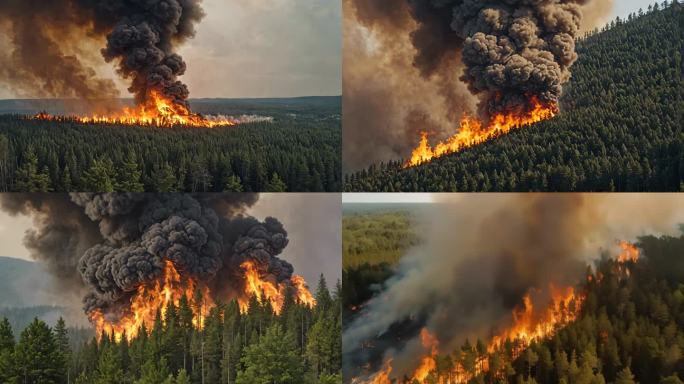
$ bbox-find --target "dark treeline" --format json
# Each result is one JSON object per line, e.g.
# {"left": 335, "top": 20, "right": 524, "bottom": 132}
{"left": 403, "top": 234, "right": 684, "bottom": 383}
{"left": 0, "top": 113, "right": 341, "bottom": 193}
{"left": 345, "top": 1, "right": 683, "bottom": 192}
{"left": 0, "top": 276, "right": 342, "bottom": 384}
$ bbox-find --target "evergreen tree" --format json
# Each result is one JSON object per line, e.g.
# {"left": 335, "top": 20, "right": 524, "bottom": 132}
{"left": 14, "top": 146, "right": 51, "bottom": 192}
{"left": 116, "top": 151, "right": 145, "bottom": 192}
{"left": 236, "top": 324, "right": 304, "bottom": 384}
{"left": 14, "top": 318, "right": 65, "bottom": 383}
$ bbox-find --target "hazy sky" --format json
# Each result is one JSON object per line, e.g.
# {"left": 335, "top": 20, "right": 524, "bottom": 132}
{"left": 0, "top": 0, "right": 342, "bottom": 99}
{"left": 612, "top": 0, "right": 657, "bottom": 19}
{"left": 0, "top": 194, "right": 341, "bottom": 290}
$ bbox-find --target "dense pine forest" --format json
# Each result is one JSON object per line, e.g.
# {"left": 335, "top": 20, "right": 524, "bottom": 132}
{"left": 342, "top": 207, "right": 684, "bottom": 383}
{"left": 0, "top": 97, "right": 341, "bottom": 192}
{"left": 393, "top": 234, "right": 684, "bottom": 383}
{"left": 345, "top": 2, "right": 683, "bottom": 192}
{"left": 0, "top": 276, "right": 342, "bottom": 384}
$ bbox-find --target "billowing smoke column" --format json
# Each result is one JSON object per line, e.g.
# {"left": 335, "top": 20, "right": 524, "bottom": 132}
{"left": 343, "top": 194, "right": 684, "bottom": 381}
{"left": 408, "top": 0, "right": 586, "bottom": 117}
{"left": 342, "top": 0, "right": 613, "bottom": 170}
{"left": 0, "top": 193, "right": 300, "bottom": 329}
{"left": 0, "top": 0, "right": 204, "bottom": 112}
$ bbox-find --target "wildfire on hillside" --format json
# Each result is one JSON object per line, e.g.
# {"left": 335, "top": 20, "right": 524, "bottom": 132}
{"left": 31, "top": 91, "right": 236, "bottom": 128}
{"left": 349, "top": 240, "right": 650, "bottom": 384}
{"left": 90, "top": 260, "right": 315, "bottom": 341}
{"left": 352, "top": 284, "right": 583, "bottom": 384}
{"left": 405, "top": 98, "right": 557, "bottom": 168}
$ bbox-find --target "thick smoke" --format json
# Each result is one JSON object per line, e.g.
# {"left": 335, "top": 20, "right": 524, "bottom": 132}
{"left": 343, "top": 0, "right": 613, "bottom": 170}
{"left": 0, "top": 193, "right": 298, "bottom": 323}
{"left": 343, "top": 194, "right": 684, "bottom": 380}
{"left": 0, "top": 0, "right": 204, "bottom": 111}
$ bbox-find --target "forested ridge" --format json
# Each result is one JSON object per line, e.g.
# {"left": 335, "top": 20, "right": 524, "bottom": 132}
{"left": 0, "top": 97, "right": 341, "bottom": 192}
{"left": 390, "top": 234, "right": 684, "bottom": 383}
{"left": 0, "top": 276, "right": 341, "bottom": 384}
{"left": 345, "top": 2, "right": 683, "bottom": 192}
{"left": 344, "top": 223, "right": 684, "bottom": 383}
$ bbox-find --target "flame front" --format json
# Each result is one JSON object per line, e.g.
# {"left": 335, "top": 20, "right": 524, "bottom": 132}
{"left": 405, "top": 98, "right": 557, "bottom": 168}
{"left": 239, "top": 261, "right": 316, "bottom": 315}
{"left": 90, "top": 259, "right": 315, "bottom": 341}
{"left": 32, "top": 90, "right": 236, "bottom": 128}
{"left": 353, "top": 284, "right": 583, "bottom": 384}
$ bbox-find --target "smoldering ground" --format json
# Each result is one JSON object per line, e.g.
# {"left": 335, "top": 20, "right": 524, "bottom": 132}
{"left": 0, "top": 193, "right": 301, "bottom": 324}
{"left": 0, "top": 0, "right": 204, "bottom": 112}
{"left": 343, "top": 0, "right": 615, "bottom": 171}
{"left": 342, "top": 193, "right": 683, "bottom": 379}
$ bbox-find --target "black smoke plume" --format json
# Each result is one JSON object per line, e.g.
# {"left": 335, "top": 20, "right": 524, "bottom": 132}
{"left": 408, "top": 0, "right": 586, "bottom": 118}
{"left": 0, "top": 193, "right": 297, "bottom": 324}
{"left": 0, "top": 0, "right": 204, "bottom": 111}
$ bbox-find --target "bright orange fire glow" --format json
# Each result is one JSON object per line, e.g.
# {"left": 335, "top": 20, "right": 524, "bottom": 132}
{"left": 91, "top": 259, "right": 315, "bottom": 341}
{"left": 405, "top": 99, "right": 557, "bottom": 168}
{"left": 90, "top": 261, "right": 213, "bottom": 341}
{"left": 32, "top": 90, "right": 236, "bottom": 128}
{"left": 238, "top": 261, "right": 316, "bottom": 315}
{"left": 353, "top": 284, "right": 584, "bottom": 384}
{"left": 617, "top": 241, "right": 640, "bottom": 263}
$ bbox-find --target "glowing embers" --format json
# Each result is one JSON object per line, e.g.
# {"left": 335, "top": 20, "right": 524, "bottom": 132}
{"left": 31, "top": 90, "right": 236, "bottom": 128}
{"left": 405, "top": 98, "right": 557, "bottom": 168}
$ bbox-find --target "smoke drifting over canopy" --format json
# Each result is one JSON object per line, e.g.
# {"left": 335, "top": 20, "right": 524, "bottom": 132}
{"left": 343, "top": 194, "right": 683, "bottom": 380}
{"left": 0, "top": 193, "right": 302, "bottom": 329}
{"left": 343, "top": 0, "right": 614, "bottom": 170}
{"left": 0, "top": 0, "right": 204, "bottom": 111}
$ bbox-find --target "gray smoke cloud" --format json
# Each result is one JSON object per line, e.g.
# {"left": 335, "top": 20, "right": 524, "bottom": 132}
{"left": 343, "top": 194, "right": 684, "bottom": 380}
{"left": 0, "top": 0, "right": 204, "bottom": 113}
{"left": 0, "top": 193, "right": 299, "bottom": 324}
{"left": 343, "top": 0, "right": 613, "bottom": 170}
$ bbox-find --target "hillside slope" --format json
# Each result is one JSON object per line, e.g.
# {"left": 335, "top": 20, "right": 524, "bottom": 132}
{"left": 345, "top": 4, "right": 683, "bottom": 192}
{"left": 0, "top": 256, "right": 55, "bottom": 307}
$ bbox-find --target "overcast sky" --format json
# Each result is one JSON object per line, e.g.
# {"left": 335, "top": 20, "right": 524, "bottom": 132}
{"left": 0, "top": 0, "right": 342, "bottom": 99}
{"left": 0, "top": 193, "right": 341, "bottom": 290}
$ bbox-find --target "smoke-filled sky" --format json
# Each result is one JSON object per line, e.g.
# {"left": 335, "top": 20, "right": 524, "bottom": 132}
{"left": 0, "top": 0, "right": 341, "bottom": 100}
{"left": 0, "top": 193, "right": 341, "bottom": 309}
{"left": 343, "top": 193, "right": 684, "bottom": 379}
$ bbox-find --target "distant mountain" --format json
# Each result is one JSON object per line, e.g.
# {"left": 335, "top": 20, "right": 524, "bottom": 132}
{"left": 346, "top": 4, "right": 682, "bottom": 192}
{"left": 0, "top": 256, "right": 56, "bottom": 307}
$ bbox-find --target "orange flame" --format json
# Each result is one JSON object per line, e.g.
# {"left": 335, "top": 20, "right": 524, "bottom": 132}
{"left": 353, "top": 284, "right": 583, "bottom": 384}
{"left": 91, "top": 259, "right": 315, "bottom": 341}
{"left": 238, "top": 261, "right": 316, "bottom": 315}
{"left": 617, "top": 241, "right": 640, "bottom": 263}
{"left": 89, "top": 261, "right": 213, "bottom": 341}
{"left": 405, "top": 99, "right": 557, "bottom": 167}
{"left": 32, "top": 90, "right": 236, "bottom": 128}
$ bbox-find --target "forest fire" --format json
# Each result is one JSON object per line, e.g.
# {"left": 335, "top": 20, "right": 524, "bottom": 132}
{"left": 239, "top": 260, "right": 316, "bottom": 315}
{"left": 617, "top": 241, "right": 640, "bottom": 263}
{"left": 90, "top": 260, "right": 315, "bottom": 341}
{"left": 31, "top": 91, "right": 236, "bottom": 128}
{"left": 353, "top": 284, "right": 583, "bottom": 384}
{"left": 405, "top": 99, "right": 557, "bottom": 168}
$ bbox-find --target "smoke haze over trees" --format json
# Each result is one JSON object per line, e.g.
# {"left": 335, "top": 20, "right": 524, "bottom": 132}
{"left": 345, "top": 3, "right": 683, "bottom": 192}
{"left": 341, "top": 194, "right": 684, "bottom": 381}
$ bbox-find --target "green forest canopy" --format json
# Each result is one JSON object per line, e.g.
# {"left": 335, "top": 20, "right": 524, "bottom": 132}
{"left": 0, "top": 275, "right": 342, "bottom": 384}
{"left": 345, "top": 2, "right": 683, "bottom": 192}
{"left": 0, "top": 97, "right": 341, "bottom": 192}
